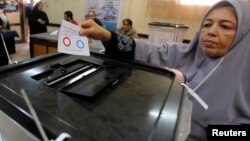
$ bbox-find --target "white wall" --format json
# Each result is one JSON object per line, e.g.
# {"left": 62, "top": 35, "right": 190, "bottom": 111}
{"left": 36, "top": 0, "right": 250, "bottom": 40}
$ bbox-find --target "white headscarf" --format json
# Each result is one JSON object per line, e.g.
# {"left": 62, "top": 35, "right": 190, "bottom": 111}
{"left": 0, "top": 12, "right": 7, "bottom": 28}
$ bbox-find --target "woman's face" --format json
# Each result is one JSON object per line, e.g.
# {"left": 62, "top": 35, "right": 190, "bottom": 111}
{"left": 199, "top": 6, "right": 237, "bottom": 58}
{"left": 88, "top": 12, "right": 95, "bottom": 20}
{"left": 122, "top": 21, "right": 132, "bottom": 32}
{"left": 38, "top": 3, "right": 43, "bottom": 11}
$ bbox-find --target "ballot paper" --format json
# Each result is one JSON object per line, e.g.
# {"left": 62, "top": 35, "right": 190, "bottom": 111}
{"left": 50, "top": 29, "right": 59, "bottom": 35}
{"left": 58, "top": 20, "right": 90, "bottom": 56}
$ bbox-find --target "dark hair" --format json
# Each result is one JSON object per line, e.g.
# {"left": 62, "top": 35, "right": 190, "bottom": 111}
{"left": 123, "top": 19, "right": 133, "bottom": 26}
{"left": 88, "top": 10, "right": 96, "bottom": 16}
{"left": 64, "top": 11, "right": 73, "bottom": 19}
{"left": 32, "top": 1, "right": 43, "bottom": 13}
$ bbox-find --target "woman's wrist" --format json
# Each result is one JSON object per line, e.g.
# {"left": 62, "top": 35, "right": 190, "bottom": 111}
{"left": 102, "top": 30, "right": 111, "bottom": 42}
{"left": 169, "top": 68, "right": 185, "bottom": 83}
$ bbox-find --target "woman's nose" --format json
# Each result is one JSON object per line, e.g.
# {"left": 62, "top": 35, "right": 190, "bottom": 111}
{"left": 207, "top": 25, "right": 218, "bottom": 36}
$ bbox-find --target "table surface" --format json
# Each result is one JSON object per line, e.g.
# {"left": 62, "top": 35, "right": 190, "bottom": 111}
{"left": 30, "top": 32, "right": 58, "bottom": 42}
{"left": 2, "top": 30, "right": 19, "bottom": 39}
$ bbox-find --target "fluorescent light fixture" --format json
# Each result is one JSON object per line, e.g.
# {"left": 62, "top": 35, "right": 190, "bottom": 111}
{"left": 180, "top": 0, "right": 222, "bottom": 6}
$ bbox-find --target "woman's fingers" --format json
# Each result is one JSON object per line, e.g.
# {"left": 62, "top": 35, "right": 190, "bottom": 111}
{"left": 79, "top": 19, "right": 111, "bottom": 42}
{"left": 169, "top": 68, "right": 185, "bottom": 83}
{"left": 80, "top": 19, "right": 93, "bottom": 28}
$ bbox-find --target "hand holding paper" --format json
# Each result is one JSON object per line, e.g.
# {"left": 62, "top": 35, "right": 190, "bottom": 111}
{"left": 79, "top": 19, "right": 111, "bottom": 42}
{"left": 58, "top": 20, "right": 90, "bottom": 56}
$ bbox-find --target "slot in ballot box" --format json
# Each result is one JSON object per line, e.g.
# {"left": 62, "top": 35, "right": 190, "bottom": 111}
{"left": 148, "top": 22, "right": 189, "bottom": 44}
{"left": 0, "top": 51, "right": 190, "bottom": 141}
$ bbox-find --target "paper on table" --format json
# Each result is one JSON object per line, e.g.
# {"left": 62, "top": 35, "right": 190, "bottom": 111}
{"left": 50, "top": 29, "right": 59, "bottom": 35}
{"left": 58, "top": 20, "right": 90, "bottom": 56}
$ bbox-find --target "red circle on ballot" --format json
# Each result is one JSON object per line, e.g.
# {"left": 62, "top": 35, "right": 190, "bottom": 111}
{"left": 63, "top": 37, "right": 71, "bottom": 47}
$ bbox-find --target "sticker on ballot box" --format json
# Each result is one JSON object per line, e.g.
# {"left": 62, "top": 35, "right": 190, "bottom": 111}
{"left": 58, "top": 20, "right": 90, "bottom": 56}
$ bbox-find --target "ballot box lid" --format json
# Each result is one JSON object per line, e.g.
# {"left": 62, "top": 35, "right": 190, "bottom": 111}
{"left": 0, "top": 53, "right": 185, "bottom": 141}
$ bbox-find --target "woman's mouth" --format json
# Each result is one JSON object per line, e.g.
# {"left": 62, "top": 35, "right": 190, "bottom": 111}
{"left": 203, "top": 40, "right": 217, "bottom": 48}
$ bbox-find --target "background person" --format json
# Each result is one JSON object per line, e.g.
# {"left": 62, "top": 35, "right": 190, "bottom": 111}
{"left": 0, "top": 18, "right": 2, "bottom": 32}
{"left": 0, "top": 17, "right": 8, "bottom": 66}
{"left": 26, "top": 0, "right": 35, "bottom": 19}
{"left": 79, "top": 0, "right": 250, "bottom": 140}
{"left": 0, "top": 10, "right": 10, "bottom": 30}
{"left": 28, "top": 2, "right": 49, "bottom": 35}
{"left": 117, "top": 18, "right": 138, "bottom": 38}
{"left": 64, "top": 10, "right": 78, "bottom": 25}
{"left": 87, "top": 10, "right": 102, "bottom": 26}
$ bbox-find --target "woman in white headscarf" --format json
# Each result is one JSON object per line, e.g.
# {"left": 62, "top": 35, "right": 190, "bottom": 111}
{"left": 0, "top": 10, "right": 10, "bottom": 30}
{"left": 79, "top": 0, "right": 250, "bottom": 140}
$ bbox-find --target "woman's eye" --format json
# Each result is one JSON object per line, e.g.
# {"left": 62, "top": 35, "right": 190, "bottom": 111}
{"left": 221, "top": 25, "right": 232, "bottom": 30}
{"left": 202, "top": 23, "right": 211, "bottom": 28}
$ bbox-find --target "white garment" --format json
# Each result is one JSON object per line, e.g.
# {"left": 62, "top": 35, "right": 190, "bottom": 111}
{"left": 0, "top": 13, "right": 8, "bottom": 28}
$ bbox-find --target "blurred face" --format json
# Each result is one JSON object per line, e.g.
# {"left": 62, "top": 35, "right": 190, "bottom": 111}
{"left": 38, "top": 3, "right": 43, "bottom": 11}
{"left": 64, "top": 14, "right": 69, "bottom": 21}
{"left": 31, "top": 0, "right": 35, "bottom": 4}
{"left": 88, "top": 12, "right": 95, "bottom": 20}
{"left": 122, "top": 20, "right": 132, "bottom": 32}
{"left": 199, "top": 6, "right": 237, "bottom": 58}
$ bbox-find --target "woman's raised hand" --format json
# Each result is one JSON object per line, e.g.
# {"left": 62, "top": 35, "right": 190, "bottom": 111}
{"left": 79, "top": 19, "right": 111, "bottom": 42}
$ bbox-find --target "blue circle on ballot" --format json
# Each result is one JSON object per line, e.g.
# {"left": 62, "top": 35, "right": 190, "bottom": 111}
{"left": 76, "top": 40, "right": 85, "bottom": 49}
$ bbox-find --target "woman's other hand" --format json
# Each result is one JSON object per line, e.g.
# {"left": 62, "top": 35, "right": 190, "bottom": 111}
{"left": 168, "top": 68, "right": 185, "bottom": 83}
{"left": 37, "top": 18, "right": 45, "bottom": 25}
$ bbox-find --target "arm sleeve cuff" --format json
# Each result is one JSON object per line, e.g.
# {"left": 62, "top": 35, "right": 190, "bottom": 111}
{"left": 102, "top": 31, "right": 135, "bottom": 60}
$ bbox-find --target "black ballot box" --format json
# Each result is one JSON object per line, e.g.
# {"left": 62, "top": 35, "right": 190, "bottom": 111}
{"left": 0, "top": 51, "right": 189, "bottom": 141}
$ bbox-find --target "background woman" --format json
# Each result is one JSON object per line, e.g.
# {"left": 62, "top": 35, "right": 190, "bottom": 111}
{"left": 117, "top": 18, "right": 138, "bottom": 38}
{"left": 28, "top": 1, "right": 49, "bottom": 35}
